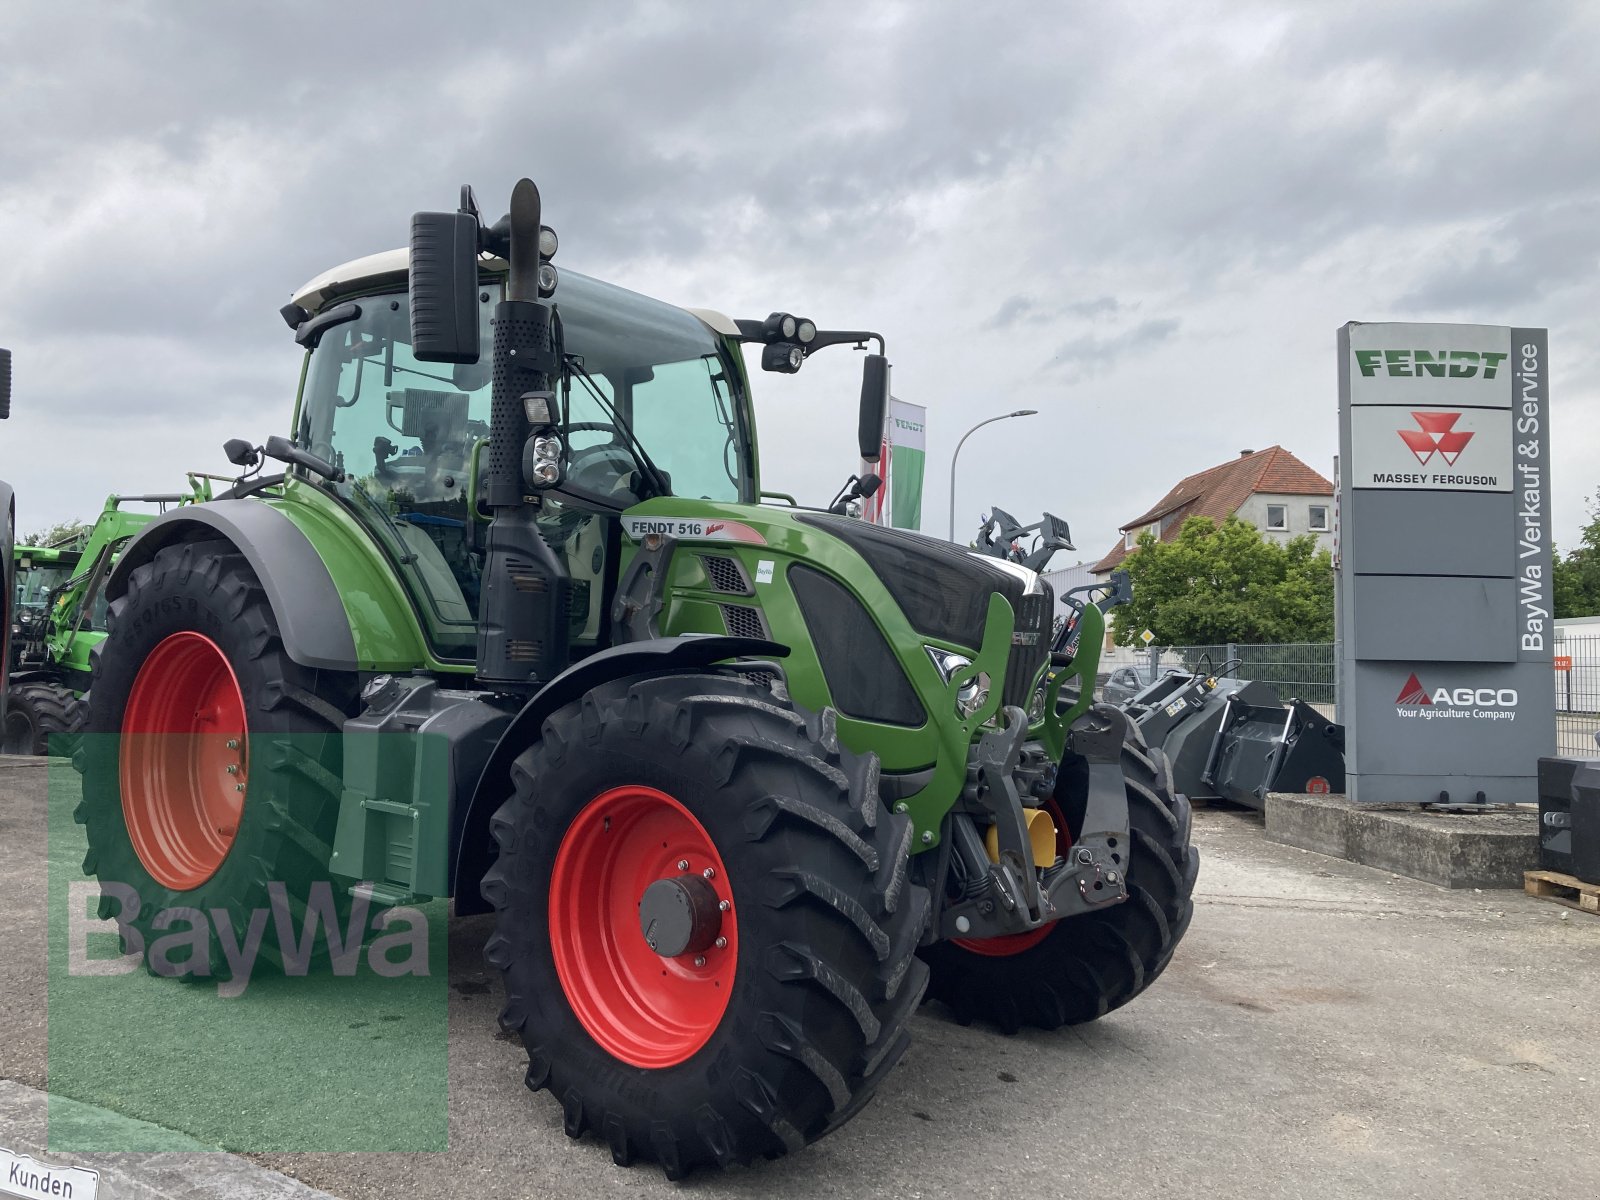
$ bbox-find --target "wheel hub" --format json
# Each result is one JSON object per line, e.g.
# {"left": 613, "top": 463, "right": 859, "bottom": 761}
{"left": 548, "top": 785, "right": 738, "bottom": 1068}
{"left": 120, "top": 630, "right": 247, "bottom": 891}
{"left": 639, "top": 874, "right": 723, "bottom": 958}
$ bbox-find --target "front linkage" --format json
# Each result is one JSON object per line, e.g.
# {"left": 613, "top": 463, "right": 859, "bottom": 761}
{"left": 937, "top": 705, "right": 1131, "bottom": 942}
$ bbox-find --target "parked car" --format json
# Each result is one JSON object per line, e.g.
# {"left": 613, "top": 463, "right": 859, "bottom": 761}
{"left": 1102, "top": 665, "right": 1148, "bottom": 705}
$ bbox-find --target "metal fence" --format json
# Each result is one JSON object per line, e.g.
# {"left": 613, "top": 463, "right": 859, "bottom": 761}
{"left": 1554, "top": 635, "right": 1600, "bottom": 757}
{"left": 1114, "top": 636, "right": 1600, "bottom": 758}
{"left": 1156, "top": 642, "right": 1338, "bottom": 708}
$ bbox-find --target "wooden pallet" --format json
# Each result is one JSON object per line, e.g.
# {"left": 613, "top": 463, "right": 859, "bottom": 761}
{"left": 1524, "top": 870, "right": 1600, "bottom": 915}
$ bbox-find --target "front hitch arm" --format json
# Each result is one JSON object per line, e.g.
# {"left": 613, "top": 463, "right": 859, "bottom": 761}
{"left": 937, "top": 703, "right": 1132, "bottom": 942}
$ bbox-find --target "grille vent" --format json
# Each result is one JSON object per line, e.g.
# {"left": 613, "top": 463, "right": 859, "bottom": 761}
{"left": 721, "top": 604, "right": 768, "bottom": 640}
{"left": 702, "top": 554, "right": 751, "bottom": 594}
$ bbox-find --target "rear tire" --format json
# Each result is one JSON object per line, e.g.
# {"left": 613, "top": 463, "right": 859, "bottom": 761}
{"left": 3, "top": 681, "right": 85, "bottom": 755}
{"left": 76, "top": 539, "right": 354, "bottom": 979}
{"left": 919, "top": 714, "right": 1198, "bottom": 1033}
{"left": 482, "top": 673, "right": 931, "bottom": 1178}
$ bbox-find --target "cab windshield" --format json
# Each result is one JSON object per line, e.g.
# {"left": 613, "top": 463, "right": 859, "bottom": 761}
{"left": 16, "top": 562, "right": 75, "bottom": 611}
{"left": 295, "top": 269, "right": 752, "bottom": 658}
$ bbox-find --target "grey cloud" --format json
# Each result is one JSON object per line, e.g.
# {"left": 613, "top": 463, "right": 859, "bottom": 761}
{"left": 1397, "top": 199, "right": 1600, "bottom": 313}
{"left": 1, "top": 0, "right": 1598, "bottom": 555}
{"left": 1046, "top": 317, "right": 1181, "bottom": 375}
{"left": 985, "top": 294, "right": 1120, "bottom": 329}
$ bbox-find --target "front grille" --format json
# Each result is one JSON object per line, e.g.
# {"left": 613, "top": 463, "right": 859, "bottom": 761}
{"left": 1002, "top": 584, "right": 1053, "bottom": 711}
{"left": 702, "top": 554, "right": 750, "bottom": 594}
{"left": 789, "top": 565, "right": 925, "bottom": 728}
{"left": 795, "top": 512, "right": 1026, "bottom": 650}
{"left": 720, "top": 604, "right": 768, "bottom": 640}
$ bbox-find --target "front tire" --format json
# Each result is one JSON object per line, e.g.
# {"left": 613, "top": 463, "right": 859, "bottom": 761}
{"left": 3, "top": 680, "right": 85, "bottom": 755}
{"left": 482, "top": 673, "right": 931, "bottom": 1178}
{"left": 919, "top": 716, "right": 1199, "bottom": 1033}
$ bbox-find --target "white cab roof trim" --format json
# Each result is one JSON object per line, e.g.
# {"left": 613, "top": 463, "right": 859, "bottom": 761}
{"left": 291, "top": 250, "right": 740, "bottom": 344}
{"left": 291, "top": 248, "right": 409, "bottom": 310}
{"left": 685, "top": 307, "right": 740, "bottom": 336}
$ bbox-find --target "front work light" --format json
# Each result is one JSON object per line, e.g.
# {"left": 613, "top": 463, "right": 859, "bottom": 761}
{"left": 762, "top": 342, "right": 805, "bottom": 373}
{"left": 522, "top": 418, "right": 564, "bottom": 489}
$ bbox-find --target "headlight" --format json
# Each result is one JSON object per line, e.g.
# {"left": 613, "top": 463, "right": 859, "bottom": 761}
{"left": 533, "top": 434, "right": 562, "bottom": 462}
{"left": 927, "top": 647, "right": 991, "bottom": 719}
{"left": 1029, "top": 684, "right": 1048, "bottom": 723}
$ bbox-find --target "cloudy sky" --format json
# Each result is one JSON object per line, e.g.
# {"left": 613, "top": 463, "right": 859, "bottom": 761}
{"left": 2, "top": 1, "right": 1596, "bottom": 565}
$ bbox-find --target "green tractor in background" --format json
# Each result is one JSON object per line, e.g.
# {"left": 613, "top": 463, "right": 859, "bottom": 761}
{"left": 75, "top": 180, "right": 1198, "bottom": 1177}
{"left": 0, "top": 349, "right": 13, "bottom": 737}
{"left": 5, "top": 486, "right": 210, "bottom": 754}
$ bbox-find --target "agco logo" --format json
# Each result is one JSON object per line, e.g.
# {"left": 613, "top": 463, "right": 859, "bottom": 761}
{"left": 1355, "top": 349, "right": 1508, "bottom": 379}
{"left": 1397, "top": 412, "right": 1473, "bottom": 467}
{"left": 1396, "top": 672, "right": 1518, "bottom": 720}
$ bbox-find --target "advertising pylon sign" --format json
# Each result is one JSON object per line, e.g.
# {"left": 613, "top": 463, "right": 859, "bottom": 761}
{"left": 1336, "top": 322, "right": 1553, "bottom": 804}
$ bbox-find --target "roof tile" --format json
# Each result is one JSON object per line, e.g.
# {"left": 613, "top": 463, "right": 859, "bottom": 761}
{"left": 1090, "top": 446, "right": 1331, "bottom": 573}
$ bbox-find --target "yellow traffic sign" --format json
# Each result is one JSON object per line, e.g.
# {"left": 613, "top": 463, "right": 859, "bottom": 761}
{"left": 1140, "top": 629, "right": 1155, "bottom": 645}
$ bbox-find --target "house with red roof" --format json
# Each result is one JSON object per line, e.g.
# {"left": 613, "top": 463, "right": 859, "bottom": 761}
{"left": 1091, "top": 446, "right": 1333, "bottom": 576}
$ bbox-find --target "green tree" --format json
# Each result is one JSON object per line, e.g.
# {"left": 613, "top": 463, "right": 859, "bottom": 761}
{"left": 23, "top": 518, "right": 90, "bottom": 548}
{"left": 1554, "top": 495, "right": 1600, "bottom": 618}
{"left": 1111, "top": 515, "right": 1334, "bottom": 646}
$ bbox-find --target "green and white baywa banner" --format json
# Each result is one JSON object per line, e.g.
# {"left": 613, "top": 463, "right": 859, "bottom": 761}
{"left": 861, "top": 398, "right": 926, "bottom": 530}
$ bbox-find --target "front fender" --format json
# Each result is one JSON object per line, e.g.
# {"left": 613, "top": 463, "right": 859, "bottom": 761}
{"left": 452, "top": 634, "right": 787, "bottom": 913}
{"left": 105, "top": 500, "right": 359, "bottom": 671}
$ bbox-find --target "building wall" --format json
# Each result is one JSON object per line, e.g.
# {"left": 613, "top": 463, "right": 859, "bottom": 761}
{"left": 1041, "top": 561, "right": 1096, "bottom": 628}
{"left": 1234, "top": 491, "right": 1334, "bottom": 549}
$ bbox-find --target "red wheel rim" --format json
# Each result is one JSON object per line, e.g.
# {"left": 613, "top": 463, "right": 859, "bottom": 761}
{"left": 952, "top": 797, "right": 1071, "bottom": 957}
{"left": 120, "top": 631, "right": 248, "bottom": 891}
{"left": 548, "top": 785, "right": 737, "bottom": 1069}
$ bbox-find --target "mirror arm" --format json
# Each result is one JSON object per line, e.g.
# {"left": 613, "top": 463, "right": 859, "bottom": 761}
{"left": 731, "top": 322, "right": 885, "bottom": 357}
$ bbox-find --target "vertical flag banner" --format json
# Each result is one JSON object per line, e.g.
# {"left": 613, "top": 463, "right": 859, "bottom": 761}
{"left": 861, "top": 398, "right": 926, "bottom": 529}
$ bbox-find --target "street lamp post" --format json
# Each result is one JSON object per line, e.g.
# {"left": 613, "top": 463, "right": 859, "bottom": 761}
{"left": 947, "top": 410, "right": 1038, "bottom": 541}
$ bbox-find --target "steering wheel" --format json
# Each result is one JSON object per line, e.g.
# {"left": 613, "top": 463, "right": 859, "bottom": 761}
{"left": 562, "top": 421, "right": 641, "bottom": 500}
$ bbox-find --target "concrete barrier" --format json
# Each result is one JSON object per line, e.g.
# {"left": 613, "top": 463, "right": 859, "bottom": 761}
{"left": 1265, "top": 792, "right": 1538, "bottom": 889}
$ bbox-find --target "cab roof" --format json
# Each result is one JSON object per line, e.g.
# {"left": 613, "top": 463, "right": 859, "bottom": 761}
{"left": 289, "top": 250, "right": 739, "bottom": 337}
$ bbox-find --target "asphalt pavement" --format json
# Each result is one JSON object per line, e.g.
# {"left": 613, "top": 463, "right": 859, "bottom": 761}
{"left": 2, "top": 756, "right": 1598, "bottom": 1199}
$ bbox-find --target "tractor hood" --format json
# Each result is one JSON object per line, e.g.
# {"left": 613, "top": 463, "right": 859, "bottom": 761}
{"left": 620, "top": 502, "right": 1056, "bottom": 742}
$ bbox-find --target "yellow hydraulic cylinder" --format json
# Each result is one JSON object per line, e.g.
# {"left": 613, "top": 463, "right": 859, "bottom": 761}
{"left": 984, "top": 808, "right": 1058, "bottom": 868}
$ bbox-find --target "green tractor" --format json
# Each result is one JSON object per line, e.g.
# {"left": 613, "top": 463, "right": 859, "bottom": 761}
{"left": 76, "top": 181, "right": 1197, "bottom": 1176}
{"left": 6, "top": 487, "right": 209, "bottom": 755}
{"left": 0, "top": 349, "right": 13, "bottom": 738}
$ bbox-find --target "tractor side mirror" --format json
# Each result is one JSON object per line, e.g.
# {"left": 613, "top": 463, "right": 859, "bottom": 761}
{"left": 0, "top": 347, "right": 11, "bottom": 420}
{"left": 409, "top": 209, "right": 481, "bottom": 363}
{"left": 858, "top": 353, "right": 889, "bottom": 463}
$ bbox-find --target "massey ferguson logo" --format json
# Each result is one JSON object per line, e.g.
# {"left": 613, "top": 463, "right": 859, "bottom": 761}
{"left": 1396, "top": 672, "right": 1518, "bottom": 721}
{"left": 1398, "top": 412, "right": 1473, "bottom": 467}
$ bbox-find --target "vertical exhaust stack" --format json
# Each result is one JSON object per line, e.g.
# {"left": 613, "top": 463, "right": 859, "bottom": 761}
{"left": 409, "top": 181, "right": 571, "bottom": 690}
{"left": 0, "top": 347, "right": 11, "bottom": 420}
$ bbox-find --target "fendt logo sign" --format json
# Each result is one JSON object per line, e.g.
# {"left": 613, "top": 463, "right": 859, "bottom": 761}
{"left": 1395, "top": 672, "right": 1518, "bottom": 722}
{"left": 1397, "top": 411, "right": 1473, "bottom": 467}
{"left": 1355, "top": 349, "right": 1508, "bottom": 379}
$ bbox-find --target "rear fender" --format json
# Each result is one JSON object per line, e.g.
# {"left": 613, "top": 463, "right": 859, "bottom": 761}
{"left": 452, "top": 635, "right": 786, "bottom": 914}
{"left": 105, "top": 501, "right": 358, "bottom": 671}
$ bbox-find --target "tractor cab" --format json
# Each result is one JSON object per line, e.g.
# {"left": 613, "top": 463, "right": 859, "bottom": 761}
{"left": 289, "top": 254, "right": 757, "bottom": 661}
